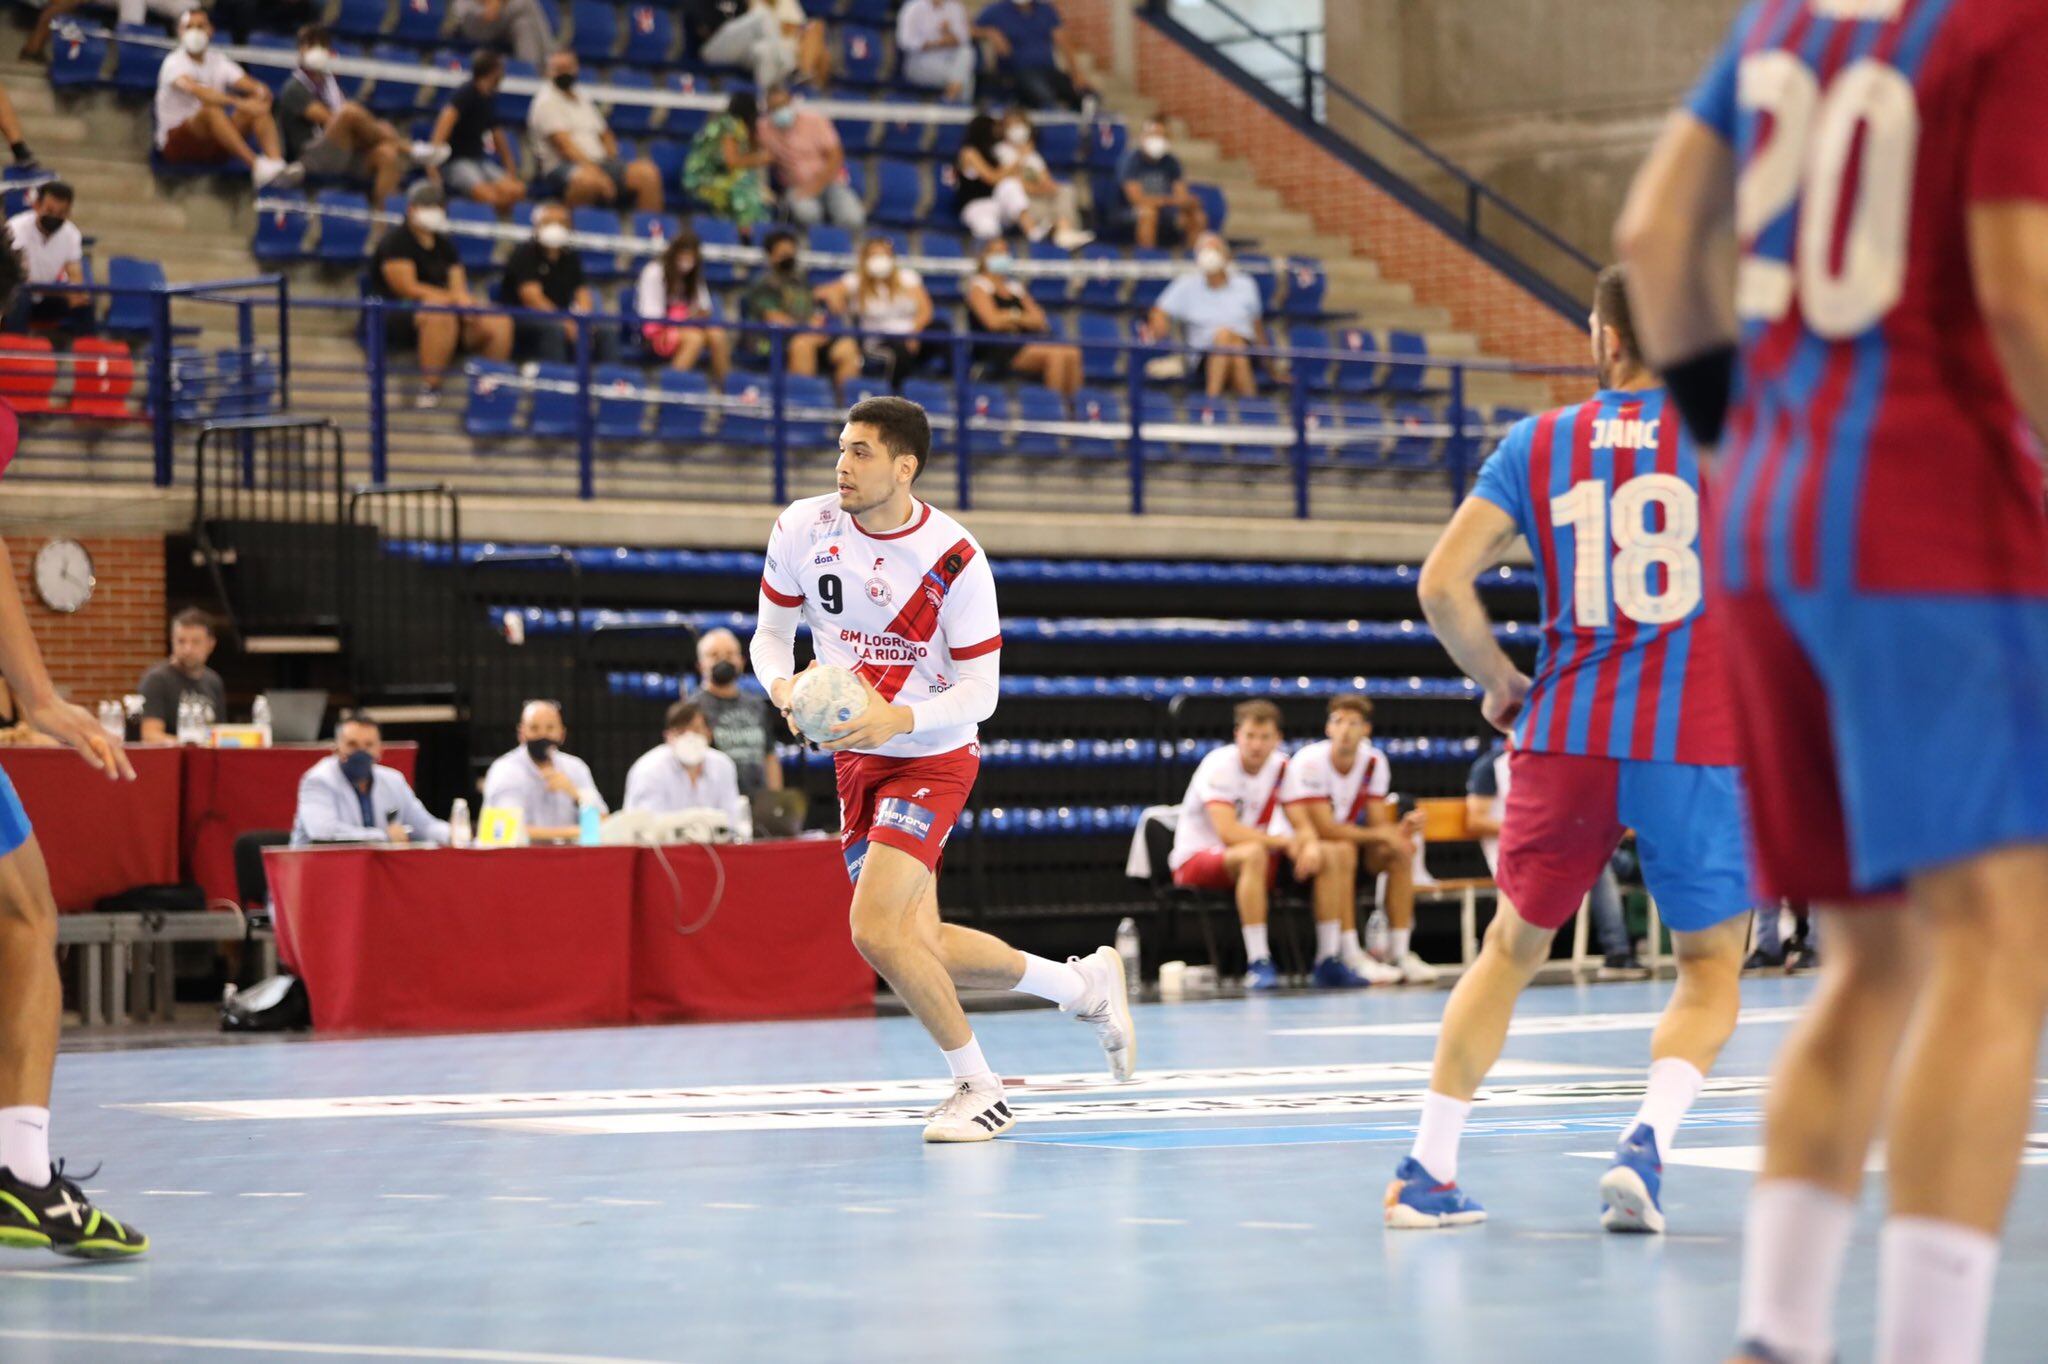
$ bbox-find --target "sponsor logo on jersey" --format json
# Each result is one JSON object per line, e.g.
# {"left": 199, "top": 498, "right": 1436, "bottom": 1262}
{"left": 841, "top": 836, "right": 869, "bottom": 885}
{"left": 1592, "top": 416, "right": 1661, "bottom": 451}
{"left": 812, "top": 543, "right": 842, "bottom": 565}
{"left": 876, "top": 798, "right": 936, "bottom": 841}
{"left": 865, "top": 576, "right": 893, "bottom": 607}
{"left": 839, "top": 630, "right": 927, "bottom": 663}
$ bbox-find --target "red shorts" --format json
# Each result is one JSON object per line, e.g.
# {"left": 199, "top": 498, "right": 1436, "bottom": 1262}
{"left": 834, "top": 742, "right": 978, "bottom": 883}
{"left": 1170, "top": 845, "right": 1278, "bottom": 892}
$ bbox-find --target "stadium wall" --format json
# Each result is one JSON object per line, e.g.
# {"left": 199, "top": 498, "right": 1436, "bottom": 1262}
{"left": 5, "top": 533, "right": 164, "bottom": 703}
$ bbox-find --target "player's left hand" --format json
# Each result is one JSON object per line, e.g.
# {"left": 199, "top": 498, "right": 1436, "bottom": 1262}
{"left": 822, "top": 677, "right": 913, "bottom": 751}
{"left": 26, "top": 697, "right": 135, "bottom": 781}
{"left": 1291, "top": 838, "right": 1324, "bottom": 879}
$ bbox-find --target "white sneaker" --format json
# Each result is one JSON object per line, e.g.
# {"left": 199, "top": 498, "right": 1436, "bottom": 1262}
{"left": 411, "top": 140, "right": 452, "bottom": 169}
{"left": 921, "top": 1077, "right": 1015, "bottom": 1143}
{"left": 1396, "top": 952, "right": 1440, "bottom": 985}
{"left": 1066, "top": 944, "right": 1137, "bottom": 1082}
{"left": 252, "top": 157, "right": 304, "bottom": 191}
{"left": 1052, "top": 226, "right": 1095, "bottom": 252}
{"left": 1345, "top": 949, "right": 1403, "bottom": 985}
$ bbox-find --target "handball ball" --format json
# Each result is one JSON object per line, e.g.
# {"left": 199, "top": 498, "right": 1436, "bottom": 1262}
{"left": 790, "top": 666, "right": 870, "bottom": 743}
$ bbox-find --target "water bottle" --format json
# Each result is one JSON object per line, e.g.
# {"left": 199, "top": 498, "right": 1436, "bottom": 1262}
{"left": 1365, "top": 907, "right": 1390, "bottom": 962}
{"left": 1115, "top": 916, "right": 1141, "bottom": 992}
{"left": 448, "top": 798, "right": 471, "bottom": 849}
{"left": 96, "top": 699, "right": 124, "bottom": 746}
{"left": 176, "top": 696, "right": 203, "bottom": 745}
{"left": 577, "top": 790, "right": 603, "bottom": 847}
{"left": 251, "top": 694, "right": 272, "bottom": 747}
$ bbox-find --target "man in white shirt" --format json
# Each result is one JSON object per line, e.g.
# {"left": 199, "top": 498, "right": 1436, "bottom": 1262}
{"left": 1273, "top": 693, "right": 1436, "bottom": 985}
{"left": 3, "top": 182, "right": 91, "bottom": 335}
{"left": 527, "top": 52, "right": 663, "bottom": 212}
{"left": 290, "top": 712, "right": 450, "bottom": 847}
{"left": 1168, "top": 698, "right": 1322, "bottom": 991}
{"left": 1142, "top": 232, "right": 1287, "bottom": 399}
{"left": 623, "top": 701, "right": 750, "bottom": 831}
{"left": 154, "top": 11, "right": 300, "bottom": 190}
{"left": 480, "top": 700, "right": 607, "bottom": 842}
{"left": 897, "top": 0, "right": 976, "bottom": 101}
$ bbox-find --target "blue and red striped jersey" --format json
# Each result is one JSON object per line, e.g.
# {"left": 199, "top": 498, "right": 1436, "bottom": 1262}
{"left": 1470, "top": 388, "right": 1738, "bottom": 766}
{"left": 1687, "top": 0, "right": 2048, "bottom": 597}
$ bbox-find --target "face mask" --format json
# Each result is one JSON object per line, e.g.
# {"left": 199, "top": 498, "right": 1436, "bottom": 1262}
{"left": 413, "top": 208, "right": 448, "bottom": 236}
{"left": 302, "top": 47, "right": 333, "bottom": 73}
{"left": 537, "top": 222, "right": 570, "bottom": 251}
{"left": 1005, "top": 125, "right": 1031, "bottom": 146}
{"left": 708, "top": 660, "right": 740, "bottom": 687}
{"left": 771, "top": 254, "right": 797, "bottom": 274}
{"left": 770, "top": 106, "right": 797, "bottom": 130}
{"left": 985, "top": 254, "right": 1013, "bottom": 277}
{"left": 180, "top": 27, "right": 210, "bottom": 55}
{"left": 1142, "top": 134, "right": 1169, "bottom": 159}
{"left": 35, "top": 214, "right": 63, "bottom": 237}
{"left": 340, "top": 749, "right": 375, "bottom": 785}
{"left": 552, "top": 72, "right": 577, "bottom": 92}
{"left": 865, "top": 254, "right": 895, "bottom": 280}
{"left": 672, "top": 732, "right": 710, "bottom": 766}
{"left": 1196, "top": 247, "right": 1226, "bottom": 274}
{"left": 525, "top": 737, "right": 557, "bottom": 764}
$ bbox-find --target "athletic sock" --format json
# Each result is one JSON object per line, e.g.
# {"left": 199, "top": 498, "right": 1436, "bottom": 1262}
{"left": 1409, "top": 1091, "right": 1471, "bottom": 1184}
{"left": 1340, "top": 933, "right": 1373, "bottom": 970}
{"left": 1629, "top": 1056, "right": 1705, "bottom": 1156}
{"left": 1735, "top": 1179, "right": 1856, "bottom": 1364}
{"left": 1389, "top": 927, "right": 1412, "bottom": 962}
{"left": 1875, "top": 1216, "right": 1999, "bottom": 1364}
{"left": 942, "top": 1036, "right": 995, "bottom": 1085}
{"left": 1314, "top": 918, "right": 1341, "bottom": 963}
{"left": 0, "top": 1106, "right": 52, "bottom": 1186}
{"left": 1242, "top": 923, "right": 1270, "bottom": 963}
{"left": 1013, "top": 953, "right": 1086, "bottom": 1009}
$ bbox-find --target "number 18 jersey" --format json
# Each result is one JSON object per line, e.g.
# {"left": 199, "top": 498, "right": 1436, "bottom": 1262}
{"left": 1470, "top": 387, "right": 1737, "bottom": 766}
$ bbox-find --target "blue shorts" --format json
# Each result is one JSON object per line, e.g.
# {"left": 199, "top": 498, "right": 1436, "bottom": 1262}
{"left": 0, "top": 766, "right": 32, "bottom": 858}
{"left": 1723, "top": 591, "right": 2048, "bottom": 899}
{"left": 1497, "top": 749, "right": 1753, "bottom": 934}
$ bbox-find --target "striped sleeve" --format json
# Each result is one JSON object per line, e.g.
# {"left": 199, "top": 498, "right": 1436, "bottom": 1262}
{"left": 760, "top": 514, "right": 804, "bottom": 605}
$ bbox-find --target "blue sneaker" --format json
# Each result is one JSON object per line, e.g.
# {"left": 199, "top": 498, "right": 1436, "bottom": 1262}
{"left": 1599, "top": 1123, "right": 1666, "bottom": 1233}
{"left": 1243, "top": 958, "right": 1281, "bottom": 991}
{"left": 1310, "top": 956, "right": 1371, "bottom": 989}
{"left": 1383, "top": 1156, "right": 1486, "bottom": 1229}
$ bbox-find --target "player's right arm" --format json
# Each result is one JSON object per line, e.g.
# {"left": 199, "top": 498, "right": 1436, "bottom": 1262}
{"left": 1966, "top": 16, "right": 2048, "bottom": 441}
{"left": 0, "top": 532, "right": 131, "bottom": 779}
{"left": 1419, "top": 445, "right": 1532, "bottom": 736}
{"left": 750, "top": 514, "right": 808, "bottom": 730}
{"left": 1208, "top": 801, "right": 1291, "bottom": 854}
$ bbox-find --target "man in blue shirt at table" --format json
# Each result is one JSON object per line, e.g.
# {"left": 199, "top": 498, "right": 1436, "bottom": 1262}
{"left": 290, "top": 712, "right": 449, "bottom": 847}
{"left": 974, "top": 0, "right": 1093, "bottom": 112}
{"left": 623, "top": 701, "right": 751, "bottom": 833}
{"left": 481, "top": 699, "right": 605, "bottom": 843}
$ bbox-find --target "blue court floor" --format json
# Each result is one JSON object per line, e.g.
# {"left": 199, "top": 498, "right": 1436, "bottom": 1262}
{"left": 3, "top": 975, "right": 2044, "bottom": 1363}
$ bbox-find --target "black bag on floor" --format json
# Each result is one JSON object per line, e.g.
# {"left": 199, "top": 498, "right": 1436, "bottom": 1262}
{"left": 220, "top": 973, "right": 311, "bottom": 1032}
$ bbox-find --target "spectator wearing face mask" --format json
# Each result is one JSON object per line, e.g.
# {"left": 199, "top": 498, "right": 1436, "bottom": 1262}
{"left": 1117, "top": 119, "right": 1205, "bottom": 249}
{"left": 1143, "top": 232, "right": 1287, "bottom": 398}
{"left": 280, "top": 25, "right": 448, "bottom": 207}
{"left": 687, "top": 628, "right": 783, "bottom": 798}
{"left": 529, "top": 52, "right": 664, "bottom": 212}
{"left": 482, "top": 700, "right": 606, "bottom": 843}
{"left": 430, "top": 51, "right": 527, "bottom": 214}
{"left": 896, "top": 0, "right": 976, "bottom": 101}
{"left": 154, "top": 12, "right": 301, "bottom": 190}
{"left": 635, "top": 228, "right": 731, "bottom": 380}
{"left": 757, "top": 85, "right": 864, "bottom": 230}
{"left": 502, "top": 201, "right": 623, "bottom": 366}
{"left": 371, "top": 183, "right": 513, "bottom": 409}
{"left": 974, "top": 0, "right": 1093, "bottom": 112}
{"left": 4, "top": 183, "right": 93, "bottom": 336}
{"left": 955, "top": 112, "right": 1029, "bottom": 242}
{"left": 737, "top": 227, "right": 836, "bottom": 376}
{"left": 290, "top": 712, "right": 449, "bottom": 847}
{"left": 993, "top": 109, "right": 1091, "bottom": 251}
{"left": 684, "top": 92, "right": 774, "bottom": 232}
{"left": 623, "top": 701, "right": 751, "bottom": 829}
{"left": 453, "top": 0, "right": 557, "bottom": 67}
{"left": 813, "top": 236, "right": 935, "bottom": 390}
{"left": 690, "top": 0, "right": 832, "bottom": 93}
{"left": 965, "top": 239, "right": 1081, "bottom": 396}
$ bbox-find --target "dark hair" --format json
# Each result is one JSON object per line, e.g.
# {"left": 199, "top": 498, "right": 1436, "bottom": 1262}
{"left": 845, "top": 396, "right": 931, "bottom": 478}
{"left": 762, "top": 227, "right": 798, "bottom": 258}
{"left": 1594, "top": 264, "right": 1641, "bottom": 366}
{"left": 171, "top": 606, "right": 216, "bottom": 637}
{"left": 728, "top": 92, "right": 759, "bottom": 128}
{"left": 473, "top": 49, "right": 505, "bottom": 82}
{"left": 296, "top": 23, "right": 331, "bottom": 47}
{"left": 34, "top": 181, "right": 73, "bottom": 207}
{"left": 1327, "top": 693, "right": 1372, "bottom": 722}
{"left": 336, "top": 708, "right": 380, "bottom": 734}
{"left": 664, "top": 700, "right": 704, "bottom": 733}
{"left": 962, "top": 112, "right": 1000, "bottom": 158}
{"left": 1233, "top": 699, "right": 1281, "bottom": 730}
{"left": 662, "top": 226, "right": 704, "bottom": 303}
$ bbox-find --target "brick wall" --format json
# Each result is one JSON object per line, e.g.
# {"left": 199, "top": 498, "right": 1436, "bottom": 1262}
{"left": 3, "top": 535, "right": 164, "bottom": 704}
{"left": 1066, "top": 1, "right": 1592, "bottom": 405}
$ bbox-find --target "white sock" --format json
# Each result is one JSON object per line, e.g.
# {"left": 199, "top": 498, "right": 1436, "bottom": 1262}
{"left": 0, "top": 1106, "right": 51, "bottom": 1186}
{"left": 1876, "top": 1216, "right": 1999, "bottom": 1364}
{"left": 1629, "top": 1056, "right": 1705, "bottom": 1156}
{"left": 1315, "top": 918, "right": 1341, "bottom": 962}
{"left": 942, "top": 1036, "right": 995, "bottom": 1085}
{"left": 1389, "top": 926, "right": 1413, "bottom": 961}
{"left": 1341, "top": 932, "right": 1372, "bottom": 969}
{"left": 1242, "top": 923, "right": 1270, "bottom": 963}
{"left": 1013, "top": 953, "right": 1086, "bottom": 1008}
{"left": 1736, "top": 1179, "right": 1857, "bottom": 1364}
{"left": 1409, "top": 1090, "right": 1471, "bottom": 1184}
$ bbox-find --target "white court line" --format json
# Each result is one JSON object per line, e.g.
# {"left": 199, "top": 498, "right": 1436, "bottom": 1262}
{"left": 487, "top": 1196, "right": 549, "bottom": 1204}
{"left": 586, "top": 1198, "right": 661, "bottom": 1207}
{"left": 1239, "top": 1221, "right": 1315, "bottom": 1231}
{"left": 0, "top": 1270, "right": 134, "bottom": 1284}
{"left": 1120, "top": 1217, "right": 1187, "bottom": 1226}
{"left": 1273, "top": 1005, "right": 1807, "bottom": 1039}
{"left": 0, "top": 1331, "right": 684, "bottom": 1363}
{"left": 703, "top": 1202, "right": 758, "bottom": 1210}
{"left": 973, "top": 1211, "right": 1044, "bottom": 1222}
{"left": 239, "top": 1192, "right": 305, "bottom": 1199}
{"left": 839, "top": 1206, "right": 896, "bottom": 1215}
{"left": 379, "top": 1194, "right": 448, "bottom": 1202}
{"left": 142, "top": 1189, "right": 209, "bottom": 1197}
{"left": 1567, "top": 1134, "right": 2048, "bottom": 1175}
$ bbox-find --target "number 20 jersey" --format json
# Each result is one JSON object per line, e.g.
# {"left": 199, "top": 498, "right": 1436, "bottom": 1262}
{"left": 1470, "top": 387, "right": 1738, "bottom": 766}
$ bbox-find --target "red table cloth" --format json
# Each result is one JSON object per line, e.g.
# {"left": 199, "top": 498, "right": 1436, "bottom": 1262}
{"left": 182, "top": 744, "right": 417, "bottom": 907}
{"left": 266, "top": 837, "right": 870, "bottom": 1033}
{"left": 0, "top": 745, "right": 182, "bottom": 911}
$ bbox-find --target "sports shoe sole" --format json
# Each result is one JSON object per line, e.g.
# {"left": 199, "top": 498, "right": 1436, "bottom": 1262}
{"left": 0, "top": 1226, "right": 52, "bottom": 1251}
{"left": 1088, "top": 945, "right": 1137, "bottom": 1082}
{"left": 1598, "top": 1165, "right": 1665, "bottom": 1234}
{"left": 1382, "top": 1198, "right": 1487, "bottom": 1230}
{"left": 922, "top": 1100, "right": 1015, "bottom": 1144}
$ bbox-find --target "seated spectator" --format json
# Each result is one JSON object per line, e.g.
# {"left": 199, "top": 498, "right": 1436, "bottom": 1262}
{"left": 737, "top": 227, "right": 836, "bottom": 377}
{"left": 635, "top": 228, "right": 731, "bottom": 381}
{"left": 529, "top": 52, "right": 663, "bottom": 212}
{"left": 1143, "top": 233, "right": 1286, "bottom": 398}
{"left": 154, "top": 12, "right": 300, "bottom": 189}
{"left": 1166, "top": 699, "right": 1320, "bottom": 992}
{"left": 683, "top": 92, "right": 773, "bottom": 233}
{"left": 136, "top": 607, "right": 223, "bottom": 743}
{"left": 965, "top": 239, "right": 1079, "bottom": 396}
{"left": 481, "top": 700, "right": 606, "bottom": 843}
{"left": 691, "top": 0, "right": 831, "bottom": 92}
{"left": 758, "top": 86, "right": 864, "bottom": 231}
{"left": 503, "top": 202, "right": 622, "bottom": 365}
{"left": 24, "top": 0, "right": 198, "bottom": 65}
{"left": 454, "top": 0, "right": 556, "bottom": 67}
{"left": 896, "top": 0, "right": 976, "bottom": 102}
{"left": 372, "top": 184, "right": 513, "bottom": 409}
{"left": 955, "top": 112, "right": 1027, "bottom": 241}
{"left": 995, "top": 109, "right": 1091, "bottom": 250}
{"left": 687, "top": 628, "right": 783, "bottom": 799}
{"left": 1117, "top": 118, "right": 1205, "bottom": 249}
{"left": 4, "top": 183, "right": 93, "bottom": 336}
{"left": 0, "top": 82, "right": 37, "bottom": 167}
{"left": 290, "top": 712, "right": 450, "bottom": 848}
{"left": 974, "top": 0, "right": 1093, "bottom": 112}
{"left": 280, "top": 26, "right": 446, "bottom": 207}
{"left": 430, "top": 51, "right": 527, "bottom": 214}
{"left": 623, "top": 701, "right": 750, "bottom": 830}
{"left": 813, "top": 236, "right": 936, "bottom": 390}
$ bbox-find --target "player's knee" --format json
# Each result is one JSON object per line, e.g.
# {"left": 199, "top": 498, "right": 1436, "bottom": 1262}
{"left": 847, "top": 904, "right": 900, "bottom": 964}
{"left": 1324, "top": 840, "right": 1356, "bottom": 872}
{"left": 0, "top": 874, "right": 54, "bottom": 944}
{"left": 1483, "top": 909, "right": 1550, "bottom": 970}
{"left": 1237, "top": 843, "right": 1269, "bottom": 872}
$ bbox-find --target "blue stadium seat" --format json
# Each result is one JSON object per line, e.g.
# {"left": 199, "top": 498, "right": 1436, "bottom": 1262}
{"left": 1282, "top": 256, "right": 1329, "bottom": 319}
{"left": 169, "top": 348, "right": 209, "bottom": 422}
{"left": 1178, "top": 395, "right": 1229, "bottom": 463}
{"left": 1189, "top": 182, "right": 1227, "bottom": 235}
{"left": 333, "top": 0, "right": 389, "bottom": 41}
{"left": 112, "top": 25, "right": 166, "bottom": 95}
{"left": 877, "top": 117, "right": 929, "bottom": 159}
{"left": 931, "top": 123, "right": 966, "bottom": 162}
{"left": 1234, "top": 399, "right": 1287, "bottom": 465}
{"left": 314, "top": 192, "right": 373, "bottom": 263}
{"left": 1087, "top": 122, "right": 1129, "bottom": 173}
{"left": 645, "top": 136, "right": 688, "bottom": 190}
{"left": 1384, "top": 329, "right": 1432, "bottom": 393}
{"left": 1334, "top": 327, "right": 1384, "bottom": 394}
{"left": 841, "top": 0, "right": 894, "bottom": 25}
{"left": 690, "top": 214, "right": 742, "bottom": 285}
{"left": 868, "top": 159, "right": 925, "bottom": 226}
{"left": 835, "top": 119, "right": 878, "bottom": 154}
{"left": 1389, "top": 402, "right": 1440, "bottom": 468}
{"left": 655, "top": 369, "right": 713, "bottom": 440}
{"left": 446, "top": 200, "right": 499, "bottom": 271}
{"left": 837, "top": 25, "right": 888, "bottom": 86}
{"left": 103, "top": 258, "right": 167, "bottom": 335}
{"left": 1236, "top": 252, "right": 1275, "bottom": 311}
{"left": 1287, "top": 325, "right": 1333, "bottom": 390}
{"left": 718, "top": 374, "right": 774, "bottom": 445}
{"left": 1072, "top": 388, "right": 1125, "bottom": 460}
{"left": 213, "top": 348, "right": 277, "bottom": 420}
{"left": 571, "top": 207, "right": 625, "bottom": 279}
{"left": 965, "top": 385, "right": 1010, "bottom": 448}
{"left": 1025, "top": 240, "right": 1070, "bottom": 306}
{"left": 632, "top": 210, "right": 683, "bottom": 245}
{"left": 48, "top": 27, "right": 109, "bottom": 89}
{"left": 1075, "top": 244, "right": 1125, "bottom": 310}
{"left": 1014, "top": 387, "right": 1067, "bottom": 457}
{"left": 464, "top": 360, "right": 521, "bottom": 437}
{"left": 783, "top": 374, "right": 838, "bottom": 447}
{"left": 594, "top": 365, "right": 648, "bottom": 439}
{"left": 1130, "top": 248, "right": 1171, "bottom": 309}
{"left": 529, "top": 362, "right": 580, "bottom": 438}
{"left": 603, "top": 68, "right": 658, "bottom": 136}
{"left": 495, "top": 61, "right": 539, "bottom": 124}
{"left": 902, "top": 380, "right": 955, "bottom": 420}
{"left": 252, "top": 193, "right": 310, "bottom": 265}
{"left": 1034, "top": 124, "right": 1081, "bottom": 169}
{"left": 391, "top": 0, "right": 447, "bottom": 46}
{"left": 240, "top": 34, "right": 298, "bottom": 97}
{"left": 367, "top": 44, "right": 430, "bottom": 115}
{"left": 623, "top": 5, "right": 677, "bottom": 68}
{"left": 572, "top": 1, "right": 621, "bottom": 61}
{"left": 1078, "top": 312, "right": 1125, "bottom": 384}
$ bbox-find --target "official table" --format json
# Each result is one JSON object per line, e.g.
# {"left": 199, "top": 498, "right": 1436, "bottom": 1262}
{"left": 181, "top": 743, "right": 417, "bottom": 906}
{"left": 265, "top": 838, "right": 872, "bottom": 1033}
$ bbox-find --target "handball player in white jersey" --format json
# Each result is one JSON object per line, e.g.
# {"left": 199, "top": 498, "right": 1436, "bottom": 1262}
{"left": 749, "top": 396, "right": 1136, "bottom": 1142}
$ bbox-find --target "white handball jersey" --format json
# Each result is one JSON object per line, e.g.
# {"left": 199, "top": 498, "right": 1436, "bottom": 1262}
{"left": 761, "top": 493, "right": 1002, "bottom": 759}
{"left": 1169, "top": 744, "right": 1286, "bottom": 871}
{"left": 1268, "top": 739, "right": 1391, "bottom": 835}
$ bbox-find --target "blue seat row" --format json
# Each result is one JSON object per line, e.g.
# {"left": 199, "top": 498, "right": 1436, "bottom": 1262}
{"left": 959, "top": 806, "right": 1145, "bottom": 838}
{"left": 609, "top": 671, "right": 1483, "bottom": 702}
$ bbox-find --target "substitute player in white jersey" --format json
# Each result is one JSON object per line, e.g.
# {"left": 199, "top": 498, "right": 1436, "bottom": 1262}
{"left": 749, "top": 396, "right": 1135, "bottom": 1143}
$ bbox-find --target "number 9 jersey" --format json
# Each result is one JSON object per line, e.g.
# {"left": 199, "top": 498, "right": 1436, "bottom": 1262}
{"left": 1470, "top": 386, "right": 1738, "bottom": 766}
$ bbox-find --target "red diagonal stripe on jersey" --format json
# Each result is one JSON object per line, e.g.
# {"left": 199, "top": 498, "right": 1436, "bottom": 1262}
{"left": 855, "top": 659, "right": 915, "bottom": 703}
{"left": 884, "top": 537, "right": 978, "bottom": 644}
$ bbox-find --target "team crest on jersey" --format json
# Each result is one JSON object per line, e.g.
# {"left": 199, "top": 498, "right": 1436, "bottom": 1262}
{"left": 813, "top": 506, "right": 837, "bottom": 528}
{"left": 865, "top": 576, "right": 893, "bottom": 606}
